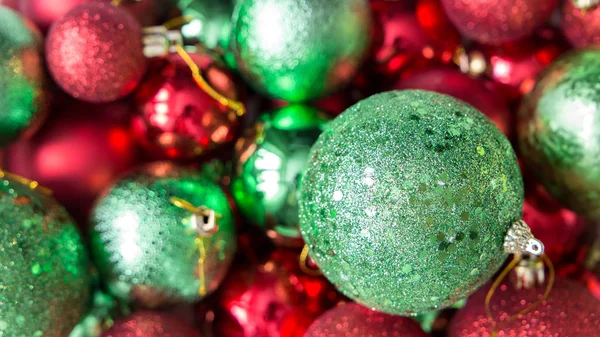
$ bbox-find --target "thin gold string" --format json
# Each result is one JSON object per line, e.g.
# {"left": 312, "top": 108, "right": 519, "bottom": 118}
{"left": 0, "top": 169, "right": 52, "bottom": 196}
{"left": 485, "top": 254, "right": 555, "bottom": 337}
{"left": 299, "top": 244, "right": 322, "bottom": 276}
{"left": 163, "top": 16, "right": 194, "bottom": 30}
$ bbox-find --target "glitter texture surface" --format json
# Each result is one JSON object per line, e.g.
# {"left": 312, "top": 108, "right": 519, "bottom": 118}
{"left": 103, "top": 311, "right": 202, "bottom": 337}
{"left": 0, "top": 7, "right": 48, "bottom": 147}
{"left": 518, "top": 48, "right": 600, "bottom": 220}
{"left": 440, "top": 0, "right": 558, "bottom": 45}
{"left": 230, "top": 0, "right": 372, "bottom": 102}
{"left": 561, "top": 1, "right": 600, "bottom": 48}
{"left": 299, "top": 90, "right": 524, "bottom": 315}
{"left": 449, "top": 278, "right": 600, "bottom": 336}
{"left": 46, "top": 2, "right": 147, "bottom": 103}
{"left": 0, "top": 174, "right": 91, "bottom": 337}
{"left": 90, "top": 162, "right": 236, "bottom": 308}
{"left": 304, "top": 303, "right": 429, "bottom": 337}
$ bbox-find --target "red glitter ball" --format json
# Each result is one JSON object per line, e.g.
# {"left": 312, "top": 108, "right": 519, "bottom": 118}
{"left": 561, "top": 1, "right": 600, "bottom": 48}
{"left": 440, "top": 0, "right": 559, "bottom": 44}
{"left": 449, "top": 278, "right": 600, "bottom": 337}
{"left": 304, "top": 303, "right": 428, "bottom": 337}
{"left": 103, "top": 311, "right": 202, "bottom": 337}
{"left": 46, "top": 2, "right": 147, "bottom": 103}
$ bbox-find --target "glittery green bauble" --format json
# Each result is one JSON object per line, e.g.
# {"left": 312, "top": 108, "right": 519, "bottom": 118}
{"left": 232, "top": 105, "right": 329, "bottom": 245}
{"left": 90, "top": 162, "right": 236, "bottom": 308}
{"left": 230, "top": 0, "right": 372, "bottom": 102}
{"left": 518, "top": 48, "right": 600, "bottom": 220}
{"left": 0, "top": 7, "right": 47, "bottom": 147}
{"left": 0, "top": 174, "right": 91, "bottom": 336}
{"left": 299, "top": 90, "right": 523, "bottom": 315}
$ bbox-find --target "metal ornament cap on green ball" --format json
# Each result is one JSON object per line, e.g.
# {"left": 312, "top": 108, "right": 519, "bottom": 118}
{"left": 299, "top": 90, "right": 543, "bottom": 315}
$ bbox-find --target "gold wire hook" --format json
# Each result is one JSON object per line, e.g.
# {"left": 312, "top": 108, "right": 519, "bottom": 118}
{"left": 299, "top": 245, "right": 322, "bottom": 276}
{"left": 0, "top": 169, "right": 53, "bottom": 196}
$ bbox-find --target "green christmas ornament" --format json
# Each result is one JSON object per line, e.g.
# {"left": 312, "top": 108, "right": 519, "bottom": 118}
{"left": 299, "top": 90, "right": 536, "bottom": 315}
{"left": 232, "top": 105, "right": 329, "bottom": 246}
{"left": 230, "top": 0, "right": 372, "bottom": 102}
{"left": 90, "top": 162, "right": 237, "bottom": 308}
{"left": 518, "top": 47, "right": 600, "bottom": 220}
{"left": 0, "top": 171, "right": 91, "bottom": 337}
{"left": 0, "top": 7, "right": 48, "bottom": 147}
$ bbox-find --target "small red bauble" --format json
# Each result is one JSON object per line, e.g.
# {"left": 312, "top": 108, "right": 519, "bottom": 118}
{"left": 441, "top": 0, "right": 559, "bottom": 45}
{"left": 449, "top": 278, "right": 600, "bottom": 336}
{"left": 561, "top": 1, "right": 600, "bottom": 48}
{"left": 416, "top": 0, "right": 461, "bottom": 63}
{"left": 305, "top": 303, "right": 428, "bottom": 337}
{"left": 46, "top": 2, "right": 147, "bottom": 103}
{"left": 18, "top": 0, "right": 86, "bottom": 31}
{"left": 103, "top": 311, "right": 202, "bottom": 337}
{"left": 133, "top": 53, "right": 241, "bottom": 160}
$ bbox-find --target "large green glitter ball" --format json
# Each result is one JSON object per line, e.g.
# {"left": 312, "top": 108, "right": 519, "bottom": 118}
{"left": 0, "top": 173, "right": 91, "bottom": 336}
{"left": 299, "top": 90, "right": 524, "bottom": 315}
{"left": 230, "top": 0, "right": 372, "bottom": 102}
{"left": 0, "top": 7, "right": 48, "bottom": 147}
{"left": 232, "top": 105, "right": 329, "bottom": 246}
{"left": 90, "top": 162, "right": 236, "bottom": 308}
{"left": 518, "top": 48, "right": 600, "bottom": 220}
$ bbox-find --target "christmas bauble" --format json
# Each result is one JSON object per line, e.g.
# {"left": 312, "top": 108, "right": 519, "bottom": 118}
{"left": 394, "top": 68, "right": 514, "bottom": 138}
{"left": 518, "top": 48, "right": 600, "bottom": 220}
{"left": 178, "top": 0, "right": 235, "bottom": 53}
{"left": 232, "top": 105, "right": 329, "bottom": 246}
{"left": 0, "top": 7, "right": 48, "bottom": 147}
{"left": 133, "top": 53, "right": 241, "bottom": 160}
{"left": 46, "top": 2, "right": 147, "bottom": 103}
{"left": 69, "top": 288, "right": 129, "bottom": 337}
{"left": 4, "top": 96, "right": 142, "bottom": 225}
{"left": 90, "top": 162, "right": 237, "bottom": 308}
{"left": 441, "top": 0, "right": 558, "bottom": 44}
{"left": 415, "top": 0, "right": 461, "bottom": 63}
{"left": 18, "top": 0, "right": 86, "bottom": 31}
{"left": 300, "top": 90, "right": 524, "bottom": 315}
{"left": 304, "top": 303, "right": 428, "bottom": 337}
{"left": 230, "top": 0, "right": 372, "bottom": 102}
{"left": 102, "top": 311, "right": 202, "bottom": 337}
{"left": 0, "top": 0, "right": 18, "bottom": 9}
{"left": 0, "top": 172, "right": 91, "bottom": 336}
{"left": 562, "top": 0, "right": 600, "bottom": 48}
{"left": 449, "top": 278, "right": 600, "bottom": 336}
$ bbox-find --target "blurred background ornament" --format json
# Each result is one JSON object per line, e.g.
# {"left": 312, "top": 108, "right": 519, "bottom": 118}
{"left": 230, "top": 0, "right": 372, "bottom": 102}
{"left": 0, "top": 0, "right": 18, "bottom": 9}
{"left": 17, "top": 0, "right": 86, "bottom": 31}
{"left": 232, "top": 105, "right": 329, "bottom": 246}
{"left": 0, "top": 172, "right": 91, "bottom": 337}
{"left": 46, "top": 2, "right": 147, "bottom": 103}
{"left": 102, "top": 311, "right": 202, "bottom": 337}
{"left": 415, "top": 0, "right": 461, "bottom": 64}
{"left": 518, "top": 48, "right": 600, "bottom": 220}
{"left": 0, "top": 6, "right": 48, "bottom": 147}
{"left": 133, "top": 52, "right": 242, "bottom": 160}
{"left": 90, "top": 162, "right": 236, "bottom": 308}
{"left": 69, "top": 287, "right": 130, "bottom": 337}
{"left": 561, "top": 0, "right": 600, "bottom": 48}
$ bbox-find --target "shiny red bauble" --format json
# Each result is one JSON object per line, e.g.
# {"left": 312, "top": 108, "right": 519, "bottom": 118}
{"left": 441, "top": 0, "right": 559, "bottom": 45}
{"left": 133, "top": 53, "right": 242, "bottom": 160}
{"left": 561, "top": 1, "right": 600, "bottom": 48}
{"left": 103, "top": 311, "right": 202, "bottom": 337}
{"left": 449, "top": 278, "right": 600, "bottom": 336}
{"left": 305, "top": 303, "right": 428, "bottom": 337}
{"left": 416, "top": 0, "right": 461, "bottom": 63}
{"left": 46, "top": 2, "right": 147, "bottom": 103}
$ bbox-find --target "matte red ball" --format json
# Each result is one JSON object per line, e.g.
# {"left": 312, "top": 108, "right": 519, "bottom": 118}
{"left": 0, "top": 0, "right": 19, "bottom": 10}
{"left": 394, "top": 68, "right": 514, "bottom": 138}
{"left": 46, "top": 2, "right": 147, "bottom": 103}
{"left": 449, "top": 278, "right": 600, "bottom": 336}
{"left": 441, "top": 0, "right": 559, "bottom": 44}
{"left": 133, "top": 53, "right": 241, "bottom": 160}
{"left": 304, "top": 303, "right": 428, "bottom": 337}
{"left": 3, "top": 95, "right": 142, "bottom": 225}
{"left": 561, "top": 1, "right": 600, "bottom": 48}
{"left": 103, "top": 311, "right": 202, "bottom": 337}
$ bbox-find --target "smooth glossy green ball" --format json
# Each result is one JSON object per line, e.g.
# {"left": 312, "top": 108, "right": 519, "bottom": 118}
{"left": 232, "top": 105, "right": 329, "bottom": 246}
{"left": 230, "top": 0, "right": 372, "bottom": 102}
{"left": 518, "top": 48, "right": 600, "bottom": 220}
{"left": 299, "top": 90, "right": 524, "bottom": 315}
{"left": 90, "top": 162, "right": 236, "bottom": 308}
{"left": 0, "top": 174, "right": 91, "bottom": 336}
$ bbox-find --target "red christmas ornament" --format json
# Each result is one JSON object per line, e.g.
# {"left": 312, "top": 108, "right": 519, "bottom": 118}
{"left": 0, "top": 0, "right": 18, "bottom": 9}
{"left": 449, "top": 278, "right": 600, "bottom": 336}
{"left": 207, "top": 249, "right": 342, "bottom": 337}
{"left": 4, "top": 95, "right": 142, "bottom": 224}
{"left": 133, "top": 53, "right": 241, "bottom": 160}
{"left": 46, "top": 2, "right": 147, "bottom": 103}
{"left": 17, "top": 0, "right": 86, "bottom": 31}
{"left": 561, "top": 0, "right": 600, "bottom": 48}
{"left": 103, "top": 311, "right": 202, "bottom": 337}
{"left": 304, "top": 303, "right": 428, "bottom": 337}
{"left": 394, "top": 68, "right": 514, "bottom": 138}
{"left": 416, "top": 0, "right": 461, "bottom": 63}
{"left": 441, "top": 0, "right": 559, "bottom": 45}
